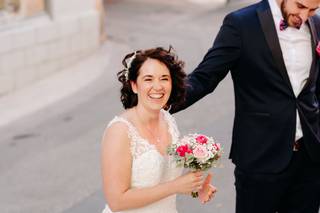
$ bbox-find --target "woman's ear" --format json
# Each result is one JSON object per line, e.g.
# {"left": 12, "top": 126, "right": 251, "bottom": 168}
{"left": 130, "top": 81, "right": 138, "bottom": 94}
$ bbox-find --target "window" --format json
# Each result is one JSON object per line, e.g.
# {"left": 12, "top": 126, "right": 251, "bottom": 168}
{"left": 5, "top": 0, "right": 20, "bottom": 13}
{"left": 0, "top": 0, "right": 4, "bottom": 10}
{"left": 0, "top": 0, "right": 45, "bottom": 26}
{"left": 0, "top": 0, "right": 20, "bottom": 26}
{"left": 23, "top": 0, "right": 45, "bottom": 17}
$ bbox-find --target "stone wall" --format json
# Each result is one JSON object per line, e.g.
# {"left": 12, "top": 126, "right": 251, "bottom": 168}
{"left": 187, "top": 0, "right": 227, "bottom": 4}
{"left": 0, "top": 0, "right": 100, "bottom": 96}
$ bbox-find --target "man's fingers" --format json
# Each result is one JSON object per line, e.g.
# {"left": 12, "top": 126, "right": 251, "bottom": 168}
{"left": 203, "top": 173, "right": 212, "bottom": 185}
{"left": 209, "top": 184, "right": 217, "bottom": 192}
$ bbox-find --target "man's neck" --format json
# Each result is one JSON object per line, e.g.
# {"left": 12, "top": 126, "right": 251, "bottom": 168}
{"left": 276, "top": 0, "right": 282, "bottom": 8}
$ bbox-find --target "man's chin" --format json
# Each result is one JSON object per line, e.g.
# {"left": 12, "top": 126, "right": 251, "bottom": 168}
{"left": 289, "top": 17, "right": 303, "bottom": 29}
{"left": 293, "top": 22, "right": 302, "bottom": 29}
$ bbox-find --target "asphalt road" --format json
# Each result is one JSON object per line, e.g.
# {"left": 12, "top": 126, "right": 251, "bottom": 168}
{"left": 0, "top": 0, "right": 265, "bottom": 213}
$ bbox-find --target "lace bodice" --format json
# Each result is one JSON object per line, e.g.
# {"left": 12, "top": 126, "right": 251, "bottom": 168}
{"left": 102, "top": 109, "right": 183, "bottom": 213}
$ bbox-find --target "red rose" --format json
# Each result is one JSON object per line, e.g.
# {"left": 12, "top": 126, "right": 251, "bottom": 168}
{"left": 176, "top": 144, "right": 192, "bottom": 157}
{"left": 196, "top": 135, "right": 208, "bottom": 144}
{"left": 317, "top": 42, "right": 320, "bottom": 57}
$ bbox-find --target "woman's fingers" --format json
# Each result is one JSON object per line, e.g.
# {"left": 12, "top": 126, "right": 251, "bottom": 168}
{"left": 193, "top": 182, "right": 203, "bottom": 191}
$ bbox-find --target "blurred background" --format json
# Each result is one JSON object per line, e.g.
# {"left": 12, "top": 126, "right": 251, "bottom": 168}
{"left": 2, "top": 0, "right": 300, "bottom": 212}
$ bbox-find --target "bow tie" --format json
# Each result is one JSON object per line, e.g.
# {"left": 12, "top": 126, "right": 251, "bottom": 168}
{"left": 279, "top": 19, "right": 288, "bottom": 31}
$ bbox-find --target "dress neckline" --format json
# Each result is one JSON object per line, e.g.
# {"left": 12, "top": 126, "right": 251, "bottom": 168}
{"left": 116, "top": 109, "right": 174, "bottom": 157}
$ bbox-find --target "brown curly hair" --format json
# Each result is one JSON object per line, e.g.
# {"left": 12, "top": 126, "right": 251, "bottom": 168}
{"left": 117, "top": 46, "right": 186, "bottom": 110}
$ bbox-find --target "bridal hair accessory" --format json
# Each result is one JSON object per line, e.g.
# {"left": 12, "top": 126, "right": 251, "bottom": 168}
{"left": 316, "top": 42, "right": 320, "bottom": 57}
{"left": 124, "top": 51, "right": 137, "bottom": 81}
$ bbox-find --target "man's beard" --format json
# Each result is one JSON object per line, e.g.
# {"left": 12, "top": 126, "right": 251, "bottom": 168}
{"left": 280, "top": 0, "right": 303, "bottom": 29}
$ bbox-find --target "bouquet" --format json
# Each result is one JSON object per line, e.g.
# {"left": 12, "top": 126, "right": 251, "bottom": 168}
{"left": 167, "top": 133, "right": 222, "bottom": 197}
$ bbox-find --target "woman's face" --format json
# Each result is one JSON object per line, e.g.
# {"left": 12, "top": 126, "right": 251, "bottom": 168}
{"left": 131, "top": 58, "right": 172, "bottom": 111}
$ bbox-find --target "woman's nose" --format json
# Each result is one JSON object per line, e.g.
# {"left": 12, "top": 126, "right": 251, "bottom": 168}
{"left": 152, "top": 80, "right": 163, "bottom": 90}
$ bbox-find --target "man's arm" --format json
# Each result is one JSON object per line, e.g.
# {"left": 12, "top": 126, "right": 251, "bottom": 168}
{"left": 171, "top": 12, "right": 242, "bottom": 113}
{"left": 313, "top": 15, "right": 320, "bottom": 113}
{"left": 317, "top": 72, "right": 320, "bottom": 108}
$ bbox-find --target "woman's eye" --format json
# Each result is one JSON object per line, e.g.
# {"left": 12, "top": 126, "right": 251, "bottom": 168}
{"left": 144, "top": 79, "right": 152, "bottom": 82}
{"left": 161, "top": 78, "right": 169, "bottom": 81}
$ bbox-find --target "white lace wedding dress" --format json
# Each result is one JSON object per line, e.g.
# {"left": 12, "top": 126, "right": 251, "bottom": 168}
{"left": 102, "top": 109, "right": 183, "bottom": 213}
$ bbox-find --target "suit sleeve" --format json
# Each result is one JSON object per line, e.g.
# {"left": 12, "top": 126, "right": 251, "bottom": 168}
{"left": 317, "top": 66, "right": 320, "bottom": 110}
{"left": 171, "top": 12, "right": 242, "bottom": 113}
{"left": 315, "top": 16, "right": 320, "bottom": 111}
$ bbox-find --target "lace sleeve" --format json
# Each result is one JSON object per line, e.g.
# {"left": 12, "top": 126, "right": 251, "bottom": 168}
{"left": 107, "top": 116, "right": 154, "bottom": 159}
{"left": 107, "top": 116, "right": 137, "bottom": 156}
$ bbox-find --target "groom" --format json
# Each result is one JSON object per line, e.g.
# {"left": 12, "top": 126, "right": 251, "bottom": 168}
{"left": 172, "top": 0, "right": 320, "bottom": 212}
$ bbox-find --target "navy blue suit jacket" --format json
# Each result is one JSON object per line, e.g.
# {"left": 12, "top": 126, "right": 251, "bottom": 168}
{"left": 174, "top": 0, "right": 320, "bottom": 173}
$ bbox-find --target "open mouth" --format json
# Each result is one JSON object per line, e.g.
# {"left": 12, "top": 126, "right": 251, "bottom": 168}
{"left": 148, "top": 93, "right": 165, "bottom": 99}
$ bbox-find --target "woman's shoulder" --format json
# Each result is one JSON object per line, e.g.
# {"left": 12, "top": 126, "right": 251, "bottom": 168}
{"left": 102, "top": 113, "right": 134, "bottom": 159}
{"left": 104, "top": 109, "right": 137, "bottom": 139}
{"left": 107, "top": 109, "right": 134, "bottom": 129}
{"left": 103, "top": 119, "right": 129, "bottom": 144}
{"left": 102, "top": 114, "right": 134, "bottom": 150}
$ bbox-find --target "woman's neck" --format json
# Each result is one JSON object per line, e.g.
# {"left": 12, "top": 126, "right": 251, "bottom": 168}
{"left": 134, "top": 106, "right": 161, "bottom": 127}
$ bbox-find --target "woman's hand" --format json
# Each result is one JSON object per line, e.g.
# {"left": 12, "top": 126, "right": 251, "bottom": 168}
{"left": 173, "top": 171, "right": 204, "bottom": 195}
{"left": 198, "top": 173, "right": 217, "bottom": 204}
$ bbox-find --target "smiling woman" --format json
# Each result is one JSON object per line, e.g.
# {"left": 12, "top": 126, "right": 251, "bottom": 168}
{"left": 100, "top": 47, "right": 215, "bottom": 212}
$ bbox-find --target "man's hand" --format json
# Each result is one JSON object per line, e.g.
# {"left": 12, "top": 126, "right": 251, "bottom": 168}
{"left": 198, "top": 173, "right": 217, "bottom": 204}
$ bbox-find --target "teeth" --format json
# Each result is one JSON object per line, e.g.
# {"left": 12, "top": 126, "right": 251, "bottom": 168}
{"left": 149, "top": 94, "right": 164, "bottom": 99}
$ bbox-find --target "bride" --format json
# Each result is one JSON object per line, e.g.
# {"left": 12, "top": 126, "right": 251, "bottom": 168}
{"left": 101, "top": 47, "right": 216, "bottom": 213}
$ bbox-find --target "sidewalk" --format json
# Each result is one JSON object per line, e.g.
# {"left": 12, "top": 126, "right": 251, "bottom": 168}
{"left": 0, "top": 42, "right": 120, "bottom": 128}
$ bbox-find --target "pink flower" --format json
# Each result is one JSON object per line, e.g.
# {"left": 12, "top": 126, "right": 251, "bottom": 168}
{"left": 213, "top": 143, "right": 221, "bottom": 151}
{"left": 196, "top": 135, "right": 208, "bottom": 145}
{"left": 176, "top": 144, "right": 192, "bottom": 157}
{"left": 193, "top": 145, "right": 209, "bottom": 162}
{"left": 317, "top": 42, "right": 320, "bottom": 57}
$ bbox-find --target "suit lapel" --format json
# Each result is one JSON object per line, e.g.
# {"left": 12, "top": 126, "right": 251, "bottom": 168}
{"left": 299, "top": 17, "right": 317, "bottom": 96}
{"left": 308, "top": 17, "right": 318, "bottom": 46}
{"left": 311, "top": 16, "right": 320, "bottom": 74}
{"left": 256, "top": 0, "right": 294, "bottom": 93}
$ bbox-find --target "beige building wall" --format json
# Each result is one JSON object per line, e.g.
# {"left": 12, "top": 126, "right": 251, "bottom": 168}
{"left": 0, "top": 1, "right": 4, "bottom": 9}
{"left": 0, "top": 0, "right": 100, "bottom": 96}
{"left": 20, "top": 0, "right": 45, "bottom": 17}
{"left": 188, "top": 0, "right": 227, "bottom": 5}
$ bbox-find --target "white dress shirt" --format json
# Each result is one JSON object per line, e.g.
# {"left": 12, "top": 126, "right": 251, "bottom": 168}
{"left": 268, "top": 0, "right": 313, "bottom": 141}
